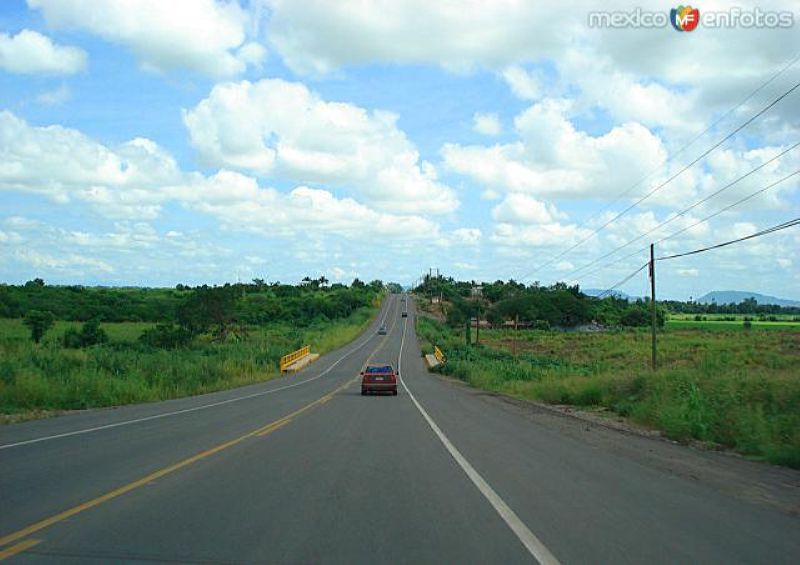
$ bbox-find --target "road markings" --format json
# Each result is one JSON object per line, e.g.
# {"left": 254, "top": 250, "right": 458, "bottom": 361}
{"left": 396, "top": 311, "right": 560, "bottom": 565}
{"left": 255, "top": 418, "right": 292, "bottom": 437}
{"left": 0, "top": 375, "right": 360, "bottom": 550}
{"left": 0, "top": 296, "right": 399, "bottom": 451}
{"left": 0, "top": 539, "right": 40, "bottom": 560}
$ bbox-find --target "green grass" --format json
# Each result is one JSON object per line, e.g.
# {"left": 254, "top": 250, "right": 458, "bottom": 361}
{"left": 666, "top": 319, "right": 800, "bottom": 330}
{"left": 0, "top": 304, "right": 379, "bottom": 421}
{"left": 418, "top": 316, "right": 800, "bottom": 468}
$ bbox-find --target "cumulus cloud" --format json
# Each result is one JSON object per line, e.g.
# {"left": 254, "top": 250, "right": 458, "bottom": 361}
{"left": 262, "top": 0, "right": 577, "bottom": 75}
{"left": 28, "top": 0, "right": 265, "bottom": 77}
{"left": 259, "top": 0, "right": 798, "bottom": 143}
{"left": 443, "top": 98, "right": 667, "bottom": 200}
{"left": 491, "top": 193, "right": 566, "bottom": 224}
{"left": 0, "top": 111, "right": 447, "bottom": 243}
{"left": 183, "top": 79, "right": 458, "bottom": 214}
{"left": 0, "top": 29, "right": 86, "bottom": 74}
{"left": 0, "top": 110, "right": 184, "bottom": 217}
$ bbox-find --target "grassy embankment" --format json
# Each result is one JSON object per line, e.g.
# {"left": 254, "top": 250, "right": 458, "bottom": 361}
{"left": 0, "top": 304, "right": 378, "bottom": 421}
{"left": 417, "top": 316, "right": 800, "bottom": 468}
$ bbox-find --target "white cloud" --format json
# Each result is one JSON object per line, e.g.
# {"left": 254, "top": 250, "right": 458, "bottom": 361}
{"left": 491, "top": 221, "right": 592, "bottom": 249}
{"left": 259, "top": 0, "right": 798, "bottom": 144}
{"left": 677, "top": 268, "right": 699, "bottom": 277}
{"left": 502, "top": 66, "right": 541, "bottom": 101}
{"left": 491, "top": 193, "right": 566, "bottom": 224}
{"left": 0, "top": 111, "right": 453, "bottom": 248}
{"left": 14, "top": 248, "right": 114, "bottom": 273}
{"left": 0, "top": 110, "right": 184, "bottom": 218}
{"left": 0, "top": 29, "right": 86, "bottom": 75}
{"left": 183, "top": 79, "right": 458, "bottom": 214}
{"left": 472, "top": 112, "right": 501, "bottom": 136}
{"left": 443, "top": 98, "right": 667, "bottom": 200}
{"left": 262, "top": 0, "right": 576, "bottom": 75}
{"left": 181, "top": 171, "right": 443, "bottom": 240}
{"left": 28, "top": 0, "right": 264, "bottom": 77}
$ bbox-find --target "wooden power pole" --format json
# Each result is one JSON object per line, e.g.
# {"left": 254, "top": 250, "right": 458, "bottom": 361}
{"left": 649, "top": 243, "right": 657, "bottom": 371}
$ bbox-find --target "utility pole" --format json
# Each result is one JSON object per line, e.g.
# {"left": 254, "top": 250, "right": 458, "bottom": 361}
{"left": 475, "top": 304, "right": 480, "bottom": 345}
{"left": 649, "top": 243, "right": 657, "bottom": 371}
{"left": 512, "top": 313, "right": 518, "bottom": 357}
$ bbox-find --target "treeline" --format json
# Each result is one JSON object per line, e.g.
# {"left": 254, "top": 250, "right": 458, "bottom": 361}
{"left": 415, "top": 277, "right": 663, "bottom": 329}
{"left": 662, "top": 297, "right": 800, "bottom": 315}
{"left": 416, "top": 276, "right": 800, "bottom": 330}
{"left": 0, "top": 277, "right": 385, "bottom": 325}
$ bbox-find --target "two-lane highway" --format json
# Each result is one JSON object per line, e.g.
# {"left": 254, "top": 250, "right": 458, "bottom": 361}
{"left": 1, "top": 294, "right": 799, "bottom": 563}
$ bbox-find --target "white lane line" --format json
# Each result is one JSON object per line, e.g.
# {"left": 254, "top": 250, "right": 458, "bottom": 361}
{"left": 0, "top": 297, "right": 397, "bottom": 451}
{"left": 397, "top": 308, "right": 560, "bottom": 565}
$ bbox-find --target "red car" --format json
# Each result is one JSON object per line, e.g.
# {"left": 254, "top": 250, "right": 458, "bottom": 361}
{"left": 361, "top": 364, "right": 398, "bottom": 396}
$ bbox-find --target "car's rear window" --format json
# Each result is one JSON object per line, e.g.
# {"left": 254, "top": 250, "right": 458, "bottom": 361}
{"left": 365, "top": 365, "right": 393, "bottom": 374}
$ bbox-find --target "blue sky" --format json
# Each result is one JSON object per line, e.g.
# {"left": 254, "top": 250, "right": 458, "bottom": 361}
{"left": 1, "top": 0, "right": 798, "bottom": 299}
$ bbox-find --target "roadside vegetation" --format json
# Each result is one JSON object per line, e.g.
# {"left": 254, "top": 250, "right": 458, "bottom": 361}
{"left": 0, "top": 278, "right": 385, "bottom": 420}
{"left": 414, "top": 276, "right": 800, "bottom": 468}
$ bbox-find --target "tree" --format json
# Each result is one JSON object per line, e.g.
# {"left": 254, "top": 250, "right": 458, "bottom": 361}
{"left": 62, "top": 319, "right": 108, "bottom": 348}
{"left": 24, "top": 310, "right": 54, "bottom": 343}
{"left": 24, "top": 278, "right": 45, "bottom": 288}
{"left": 177, "top": 286, "right": 238, "bottom": 337}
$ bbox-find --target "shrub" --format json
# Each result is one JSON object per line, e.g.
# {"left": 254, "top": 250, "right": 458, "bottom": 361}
{"left": 62, "top": 319, "right": 109, "bottom": 348}
{"left": 140, "top": 324, "right": 193, "bottom": 349}
{"left": 24, "top": 310, "right": 54, "bottom": 343}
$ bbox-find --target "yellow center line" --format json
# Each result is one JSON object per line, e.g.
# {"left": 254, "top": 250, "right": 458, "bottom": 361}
{"left": 0, "top": 302, "right": 399, "bottom": 554}
{"left": 0, "top": 539, "right": 40, "bottom": 560}
{"left": 0, "top": 365, "right": 365, "bottom": 550}
{"left": 255, "top": 418, "right": 292, "bottom": 437}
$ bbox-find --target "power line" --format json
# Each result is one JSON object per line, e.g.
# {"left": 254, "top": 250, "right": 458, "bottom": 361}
{"left": 658, "top": 217, "right": 800, "bottom": 261}
{"left": 517, "top": 75, "right": 800, "bottom": 281}
{"left": 563, "top": 143, "right": 799, "bottom": 279}
{"left": 656, "top": 169, "right": 800, "bottom": 246}
{"left": 595, "top": 262, "right": 648, "bottom": 299}
{"left": 570, "top": 168, "right": 800, "bottom": 283}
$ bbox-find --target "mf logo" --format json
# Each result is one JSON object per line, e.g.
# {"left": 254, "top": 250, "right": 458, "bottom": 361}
{"left": 671, "top": 5, "right": 700, "bottom": 31}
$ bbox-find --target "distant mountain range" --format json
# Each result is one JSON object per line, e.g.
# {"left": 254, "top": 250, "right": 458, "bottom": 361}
{"left": 695, "top": 291, "right": 800, "bottom": 307}
{"left": 583, "top": 289, "right": 639, "bottom": 300}
{"left": 582, "top": 288, "right": 800, "bottom": 307}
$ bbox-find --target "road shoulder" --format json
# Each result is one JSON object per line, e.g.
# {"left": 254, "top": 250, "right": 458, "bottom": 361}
{"left": 426, "top": 368, "right": 800, "bottom": 517}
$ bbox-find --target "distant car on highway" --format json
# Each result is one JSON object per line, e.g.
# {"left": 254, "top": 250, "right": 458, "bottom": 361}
{"left": 360, "top": 364, "right": 398, "bottom": 396}
{"left": 401, "top": 311, "right": 408, "bottom": 317}
{"left": 378, "top": 325, "right": 387, "bottom": 335}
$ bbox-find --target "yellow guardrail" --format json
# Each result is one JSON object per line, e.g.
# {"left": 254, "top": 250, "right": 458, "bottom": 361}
{"left": 434, "top": 346, "right": 446, "bottom": 364}
{"left": 280, "top": 345, "right": 310, "bottom": 372}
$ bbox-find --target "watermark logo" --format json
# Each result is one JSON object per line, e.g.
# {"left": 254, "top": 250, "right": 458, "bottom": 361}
{"left": 588, "top": 6, "right": 794, "bottom": 29}
{"left": 671, "top": 5, "right": 700, "bottom": 31}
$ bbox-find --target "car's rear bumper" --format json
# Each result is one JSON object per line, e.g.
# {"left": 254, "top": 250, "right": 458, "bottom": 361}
{"left": 361, "top": 383, "right": 397, "bottom": 393}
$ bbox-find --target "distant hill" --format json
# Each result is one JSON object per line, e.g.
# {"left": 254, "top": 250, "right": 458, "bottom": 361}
{"left": 583, "top": 288, "right": 639, "bottom": 300}
{"left": 696, "top": 291, "right": 800, "bottom": 307}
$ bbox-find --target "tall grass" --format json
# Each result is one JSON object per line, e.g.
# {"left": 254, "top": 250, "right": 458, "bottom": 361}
{"left": 418, "top": 317, "right": 800, "bottom": 468}
{"left": 0, "top": 305, "right": 378, "bottom": 420}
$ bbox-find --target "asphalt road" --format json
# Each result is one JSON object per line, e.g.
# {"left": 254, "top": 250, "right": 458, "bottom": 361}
{"left": 1, "top": 294, "right": 798, "bottom": 564}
